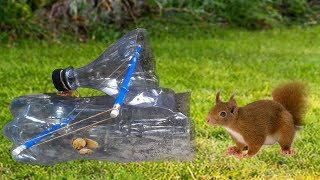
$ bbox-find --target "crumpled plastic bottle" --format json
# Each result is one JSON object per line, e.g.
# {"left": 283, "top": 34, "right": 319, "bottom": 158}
{"left": 3, "top": 92, "right": 194, "bottom": 165}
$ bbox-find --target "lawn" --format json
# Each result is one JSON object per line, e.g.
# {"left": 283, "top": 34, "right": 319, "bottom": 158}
{"left": 0, "top": 26, "right": 320, "bottom": 179}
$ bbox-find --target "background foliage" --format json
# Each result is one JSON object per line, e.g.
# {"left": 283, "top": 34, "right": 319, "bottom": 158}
{"left": 1, "top": 0, "right": 320, "bottom": 42}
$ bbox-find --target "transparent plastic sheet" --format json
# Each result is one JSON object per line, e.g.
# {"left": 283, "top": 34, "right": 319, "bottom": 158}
{"left": 3, "top": 92, "right": 194, "bottom": 165}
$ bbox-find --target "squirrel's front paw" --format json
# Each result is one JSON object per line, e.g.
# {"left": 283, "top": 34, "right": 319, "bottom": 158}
{"left": 226, "top": 146, "right": 241, "bottom": 156}
{"left": 235, "top": 153, "right": 251, "bottom": 159}
{"left": 281, "top": 149, "right": 296, "bottom": 156}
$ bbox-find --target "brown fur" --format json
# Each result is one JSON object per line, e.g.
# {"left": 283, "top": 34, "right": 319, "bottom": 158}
{"left": 206, "top": 82, "right": 307, "bottom": 158}
{"left": 272, "top": 82, "right": 307, "bottom": 127}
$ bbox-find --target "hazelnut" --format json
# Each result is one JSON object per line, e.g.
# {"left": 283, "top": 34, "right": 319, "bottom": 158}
{"left": 72, "top": 138, "right": 86, "bottom": 150}
{"left": 79, "top": 148, "right": 93, "bottom": 155}
{"left": 84, "top": 138, "right": 99, "bottom": 149}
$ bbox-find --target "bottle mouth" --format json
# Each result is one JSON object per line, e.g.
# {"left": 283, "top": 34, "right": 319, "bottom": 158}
{"left": 52, "top": 67, "right": 76, "bottom": 91}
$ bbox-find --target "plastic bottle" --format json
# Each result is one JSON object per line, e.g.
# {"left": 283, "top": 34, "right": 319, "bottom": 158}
{"left": 51, "top": 28, "right": 159, "bottom": 96}
{"left": 3, "top": 92, "right": 194, "bottom": 165}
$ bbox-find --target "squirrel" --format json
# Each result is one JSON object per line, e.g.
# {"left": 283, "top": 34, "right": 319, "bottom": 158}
{"left": 206, "top": 82, "right": 307, "bottom": 158}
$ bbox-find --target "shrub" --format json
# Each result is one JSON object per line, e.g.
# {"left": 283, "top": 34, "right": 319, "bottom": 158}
{"left": 0, "top": 0, "right": 32, "bottom": 30}
{"left": 150, "top": 0, "right": 318, "bottom": 28}
{"left": 0, "top": 0, "right": 48, "bottom": 42}
{"left": 0, "top": 0, "right": 319, "bottom": 41}
{"left": 213, "top": 0, "right": 282, "bottom": 29}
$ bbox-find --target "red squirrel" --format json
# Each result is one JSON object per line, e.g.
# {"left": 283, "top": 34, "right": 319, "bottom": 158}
{"left": 206, "top": 82, "right": 307, "bottom": 158}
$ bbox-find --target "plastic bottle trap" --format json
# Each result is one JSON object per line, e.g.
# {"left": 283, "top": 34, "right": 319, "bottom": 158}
{"left": 3, "top": 29, "right": 195, "bottom": 165}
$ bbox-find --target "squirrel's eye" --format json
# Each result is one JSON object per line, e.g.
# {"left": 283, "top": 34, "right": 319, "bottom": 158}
{"left": 219, "top": 111, "right": 226, "bottom": 117}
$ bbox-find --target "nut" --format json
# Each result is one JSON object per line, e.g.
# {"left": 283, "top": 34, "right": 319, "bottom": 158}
{"left": 84, "top": 138, "right": 99, "bottom": 149}
{"left": 79, "top": 148, "right": 93, "bottom": 155}
{"left": 72, "top": 138, "right": 86, "bottom": 150}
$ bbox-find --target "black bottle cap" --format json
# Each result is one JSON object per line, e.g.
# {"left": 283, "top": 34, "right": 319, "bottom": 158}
{"left": 52, "top": 68, "right": 71, "bottom": 91}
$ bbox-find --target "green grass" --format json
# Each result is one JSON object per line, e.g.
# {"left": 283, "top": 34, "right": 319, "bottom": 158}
{"left": 1, "top": 26, "right": 320, "bottom": 179}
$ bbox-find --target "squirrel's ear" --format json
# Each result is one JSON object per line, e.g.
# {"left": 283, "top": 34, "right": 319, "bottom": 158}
{"left": 229, "top": 93, "right": 237, "bottom": 107}
{"left": 215, "top": 91, "right": 221, "bottom": 103}
{"left": 229, "top": 94, "right": 237, "bottom": 114}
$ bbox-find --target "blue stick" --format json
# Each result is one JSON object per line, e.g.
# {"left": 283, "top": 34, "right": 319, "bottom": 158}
{"left": 12, "top": 115, "right": 75, "bottom": 156}
{"left": 110, "top": 45, "right": 141, "bottom": 118}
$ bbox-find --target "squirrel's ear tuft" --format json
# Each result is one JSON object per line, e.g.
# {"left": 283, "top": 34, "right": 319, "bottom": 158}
{"left": 216, "top": 91, "right": 221, "bottom": 103}
{"left": 229, "top": 93, "right": 237, "bottom": 107}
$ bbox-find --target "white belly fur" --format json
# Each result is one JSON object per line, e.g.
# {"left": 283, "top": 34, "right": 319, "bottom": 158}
{"left": 224, "top": 127, "right": 247, "bottom": 145}
{"left": 225, "top": 127, "right": 279, "bottom": 145}
{"left": 264, "top": 133, "right": 279, "bottom": 145}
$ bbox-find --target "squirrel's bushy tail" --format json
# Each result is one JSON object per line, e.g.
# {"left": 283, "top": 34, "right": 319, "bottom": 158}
{"left": 272, "top": 82, "right": 307, "bottom": 126}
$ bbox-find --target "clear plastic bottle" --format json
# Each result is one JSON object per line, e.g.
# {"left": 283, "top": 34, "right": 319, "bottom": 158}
{"left": 3, "top": 92, "right": 194, "bottom": 165}
{"left": 52, "top": 28, "right": 159, "bottom": 96}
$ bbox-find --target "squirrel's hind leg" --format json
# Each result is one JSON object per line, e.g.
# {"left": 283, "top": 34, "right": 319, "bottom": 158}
{"left": 278, "top": 111, "right": 296, "bottom": 156}
{"left": 278, "top": 130, "right": 296, "bottom": 155}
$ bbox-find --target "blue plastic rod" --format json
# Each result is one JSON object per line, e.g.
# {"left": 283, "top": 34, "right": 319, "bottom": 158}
{"left": 12, "top": 115, "right": 75, "bottom": 156}
{"left": 110, "top": 45, "right": 141, "bottom": 118}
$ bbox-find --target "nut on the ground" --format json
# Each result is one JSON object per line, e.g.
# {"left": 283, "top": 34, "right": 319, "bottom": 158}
{"left": 84, "top": 138, "right": 99, "bottom": 149}
{"left": 72, "top": 138, "right": 86, "bottom": 150}
{"left": 79, "top": 148, "right": 93, "bottom": 155}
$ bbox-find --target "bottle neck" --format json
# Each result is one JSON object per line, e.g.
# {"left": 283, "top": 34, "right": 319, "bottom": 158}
{"left": 52, "top": 67, "right": 78, "bottom": 91}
